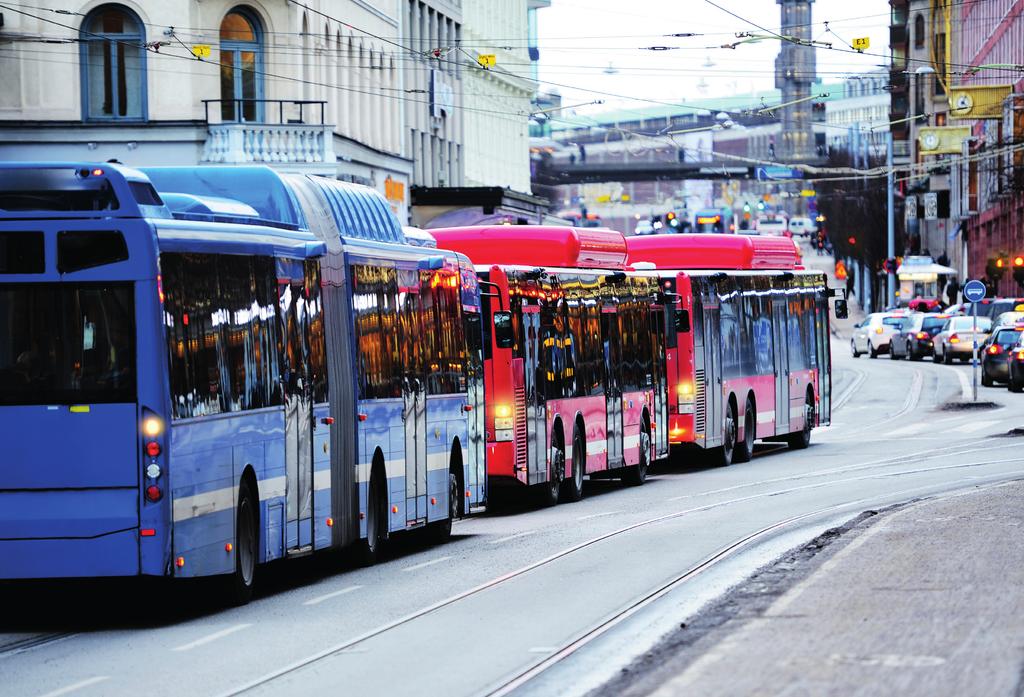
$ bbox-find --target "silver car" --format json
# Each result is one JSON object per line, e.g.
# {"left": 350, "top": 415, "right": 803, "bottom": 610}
{"left": 932, "top": 315, "right": 993, "bottom": 364}
{"left": 851, "top": 312, "right": 911, "bottom": 358}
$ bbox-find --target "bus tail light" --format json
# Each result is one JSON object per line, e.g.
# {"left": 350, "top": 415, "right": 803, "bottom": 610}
{"left": 493, "top": 403, "right": 513, "bottom": 437}
{"left": 145, "top": 441, "right": 161, "bottom": 457}
{"left": 142, "top": 416, "right": 163, "bottom": 438}
{"left": 677, "top": 381, "right": 695, "bottom": 413}
{"left": 145, "top": 485, "right": 162, "bottom": 502}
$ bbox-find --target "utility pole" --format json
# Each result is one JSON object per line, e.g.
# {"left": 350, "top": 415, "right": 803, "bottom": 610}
{"left": 886, "top": 130, "right": 896, "bottom": 308}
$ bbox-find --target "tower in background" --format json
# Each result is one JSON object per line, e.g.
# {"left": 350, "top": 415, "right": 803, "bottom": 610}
{"left": 775, "top": 0, "right": 817, "bottom": 161}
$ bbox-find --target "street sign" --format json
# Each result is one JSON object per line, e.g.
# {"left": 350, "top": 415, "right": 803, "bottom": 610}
{"left": 923, "top": 192, "right": 938, "bottom": 220}
{"left": 477, "top": 54, "right": 496, "bottom": 69}
{"left": 191, "top": 44, "right": 211, "bottom": 59}
{"left": 963, "top": 279, "right": 987, "bottom": 303}
{"left": 852, "top": 37, "right": 870, "bottom": 51}
{"left": 756, "top": 166, "right": 803, "bottom": 181}
{"left": 800, "top": 189, "right": 816, "bottom": 197}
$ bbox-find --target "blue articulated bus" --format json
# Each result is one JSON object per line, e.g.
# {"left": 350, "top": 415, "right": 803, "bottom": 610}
{"left": 0, "top": 163, "right": 485, "bottom": 602}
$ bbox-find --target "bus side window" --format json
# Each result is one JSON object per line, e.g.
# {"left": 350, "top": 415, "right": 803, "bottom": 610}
{"left": 674, "top": 308, "right": 690, "bottom": 333}
{"left": 493, "top": 311, "right": 514, "bottom": 349}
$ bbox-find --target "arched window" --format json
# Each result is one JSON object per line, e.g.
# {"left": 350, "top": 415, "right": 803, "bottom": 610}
{"left": 220, "top": 8, "right": 264, "bottom": 122}
{"left": 913, "top": 14, "right": 925, "bottom": 48}
{"left": 80, "top": 5, "right": 147, "bottom": 120}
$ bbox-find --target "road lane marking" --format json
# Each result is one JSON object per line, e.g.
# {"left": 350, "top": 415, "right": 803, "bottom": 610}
{"left": 172, "top": 624, "right": 251, "bottom": 652}
{"left": 303, "top": 585, "right": 362, "bottom": 606}
{"left": 38, "top": 677, "right": 109, "bottom": 697}
{"left": 401, "top": 556, "right": 452, "bottom": 573}
{"left": 951, "top": 421, "right": 993, "bottom": 433}
{"left": 528, "top": 646, "right": 558, "bottom": 653}
{"left": 576, "top": 510, "right": 622, "bottom": 521}
{"left": 488, "top": 531, "right": 537, "bottom": 545}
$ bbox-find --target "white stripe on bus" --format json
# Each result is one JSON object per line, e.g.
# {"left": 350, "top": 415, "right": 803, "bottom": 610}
{"left": 756, "top": 410, "right": 776, "bottom": 424}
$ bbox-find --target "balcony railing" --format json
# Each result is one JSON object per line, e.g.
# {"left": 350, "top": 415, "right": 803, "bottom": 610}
{"left": 200, "top": 100, "right": 334, "bottom": 171}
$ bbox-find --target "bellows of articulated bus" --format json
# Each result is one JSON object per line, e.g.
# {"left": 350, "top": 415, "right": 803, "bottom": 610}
{"left": 428, "top": 225, "right": 628, "bottom": 270}
{"left": 625, "top": 233, "right": 803, "bottom": 270}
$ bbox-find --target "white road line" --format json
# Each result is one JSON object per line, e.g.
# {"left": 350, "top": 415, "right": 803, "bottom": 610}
{"left": 38, "top": 677, "right": 109, "bottom": 697}
{"left": 951, "top": 421, "right": 995, "bottom": 434}
{"left": 576, "top": 510, "right": 622, "bottom": 521}
{"left": 172, "top": 624, "right": 252, "bottom": 652}
{"left": 887, "top": 422, "right": 929, "bottom": 437}
{"left": 527, "top": 646, "right": 558, "bottom": 654}
{"left": 488, "top": 531, "right": 537, "bottom": 545}
{"left": 303, "top": 585, "right": 362, "bottom": 606}
{"left": 401, "top": 556, "right": 452, "bottom": 573}
{"left": 944, "top": 364, "right": 972, "bottom": 400}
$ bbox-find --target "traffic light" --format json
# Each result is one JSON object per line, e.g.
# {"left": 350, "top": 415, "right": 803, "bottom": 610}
{"left": 1014, "top": 255, "right": 1024, "bottom": 288}
{"left": 847, "top": 235, "right": 857, "bottom": 246}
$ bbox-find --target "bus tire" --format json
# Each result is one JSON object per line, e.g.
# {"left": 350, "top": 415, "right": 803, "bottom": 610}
{"left": 355, "top": 464, "right": 387, "bottom": 566}
{"left": 733, "top": 397, "right": 755, "bottom": 464}
{"left": 536, "top": 435, "right": 564, "bottom": 507}
{"left": 560, "top": 428, "right": 585, "bottom": 502}
{"left": 622, "top": 423, "right": 650, "bottom": 486}
{"left": 786, "top": 392, "right": 815, "bottom": 450}
{"left": 429, "top": 470, "right": 459, "bottom": 544}
{"left": 226, "top": 476, "right": 257, "bottom": 606}
{"left": 710, "top": 401, "right": 737, "bottom": 467}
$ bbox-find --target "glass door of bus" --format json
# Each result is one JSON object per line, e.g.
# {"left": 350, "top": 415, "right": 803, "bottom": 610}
{"left": 400, "top": 271, "right": 429, "bottom": 523}
{"left": 650, "top": 306, "right": 669, "bottom": 457}
{"left": 702, "top": 299, "right": 722, "bottom": 448}
{"left": 602, "top": 307, "right": 623, "bottom": 468}
{"left": 521, "top": 305, "right": 546, "bottom": 484}
{"left": 771, "top": 295, "right": 790, "bottom": 435}
{"left": 816, "top": 294, "right": 831, "bottom": 424}
{"left": 283, "top": 279, "right": 315, "bottom": 552}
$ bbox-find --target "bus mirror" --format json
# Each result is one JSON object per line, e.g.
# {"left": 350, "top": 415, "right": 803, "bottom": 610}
{"left": 675, "top": 308, "right": 691, "bottom": 333}
{"left": 834, "top": 299, "right": 849, "bottom": 319}
{"left": 494, "top": 311, "right": 514, "bottom": 349}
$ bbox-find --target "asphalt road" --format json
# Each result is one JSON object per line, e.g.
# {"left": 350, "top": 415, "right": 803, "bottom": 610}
{"left": 3, "top": 348, "right": 1023, "bottom": 697}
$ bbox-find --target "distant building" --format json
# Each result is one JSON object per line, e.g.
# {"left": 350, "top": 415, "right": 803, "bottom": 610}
{"left": 824, "top": 71, "right": 890, "bottom": 159}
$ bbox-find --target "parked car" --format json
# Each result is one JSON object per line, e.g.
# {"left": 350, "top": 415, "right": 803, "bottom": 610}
{"left": 1008, "top": 332, "right": 1024, "bottom": 393}
{"left": 932, "top": 315, "right": 993, "bottom": 364}
{"left": 981, "top": 324, "right": 1024, "bottom": 386}
{"left": 851, "top": 312, "right": 911, "bottom": 358}
{"left": 962, "top": 297, "right": 1024, "bottom": 319}
{"left": 890, "top": 313, "right": 949, "bottom": 360}
{"left": 992, "top": 311, "right": 1024, "bottom": 329}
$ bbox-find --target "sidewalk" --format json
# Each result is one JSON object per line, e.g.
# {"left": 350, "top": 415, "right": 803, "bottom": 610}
{"left": 633, "top": 481, "right": 1024, "bottom": 697}
{"left": 797, "top": 237, "right": 865, "bottom": 341}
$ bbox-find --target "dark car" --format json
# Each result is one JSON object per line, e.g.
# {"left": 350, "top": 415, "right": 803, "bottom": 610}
{"left": 1009, "top": 333, "right": 1024, "bottom": 393}
{"left": 890, "top": 314, "right": 949, "bottom": 360}
{"left": 981, "top": 325, "right": 1024, "bottom": 386}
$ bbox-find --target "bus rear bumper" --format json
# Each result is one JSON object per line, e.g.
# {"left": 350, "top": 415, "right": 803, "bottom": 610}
{"left": 0, "top": 529, "right": 140, "bottom": 579}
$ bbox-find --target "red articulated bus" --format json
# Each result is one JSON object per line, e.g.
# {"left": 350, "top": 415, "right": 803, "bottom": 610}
{"left": 626, "top": 234, "right": 832, "bottom": 465}
{"left": 429, "top": 226, "right": 671, "bottom": 505}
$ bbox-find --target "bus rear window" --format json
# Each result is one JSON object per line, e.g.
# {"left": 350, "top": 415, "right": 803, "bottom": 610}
{"left": 0, "top": 168, "right": 119, "bottom": 212}
{"left": 58, "top": 231, "right": 129, "bottom": 273}
{"left": 0, "top": 283, "right": 135, "bottom": 405}
{"left": 0, "top": 232, "right": 44, "bottom": 274}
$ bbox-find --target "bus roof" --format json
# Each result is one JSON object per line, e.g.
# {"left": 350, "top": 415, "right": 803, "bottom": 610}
{"left": 154, "top": 218, "right": 326, "bottom": 259}
{"left": 625, "top": 233, "right": 802, "bottom": 270}
{"left": 429, "top": 225, "right": 627, "bottom": 270}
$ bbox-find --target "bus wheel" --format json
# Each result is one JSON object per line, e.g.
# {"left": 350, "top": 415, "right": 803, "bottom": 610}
{"left": 622, "top": 426, "right": 650, "bottom": 486}
{"left": 733, "top": 398, "right": 755, "bottom": 464}
{"left": 429, "top": 471, "right": 458, "bottom": 544}
{"left": 560, "top": 431, "right": 585, "bottom": 502}
{"left": 537, "top": 441, "right": 563, "bottom": 507}
{"left": 356, "top": 468, "right": 387, "bottom": 566}
{"left": 710, "top": 403, "right": 737, "bottom": 467}
{"left": 787, "top": 393, "right": 815, "bottom": 450}
{"left": 227, "top": 477, "right": 257, "bottom": 605}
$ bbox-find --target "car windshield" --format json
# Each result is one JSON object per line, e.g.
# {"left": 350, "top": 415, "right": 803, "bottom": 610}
{"left": 882, "top": 317, "right": 906, "bottom": 328}
{"left": 952, "top": 317, "right": 991, "bottom": 331}
{"left": 921, "top": 317, "right": 947, "bottom": 333}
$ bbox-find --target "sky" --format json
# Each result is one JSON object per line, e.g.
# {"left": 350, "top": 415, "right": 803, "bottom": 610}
{"left": 535, "top": 0, "right": 893, "bottom": 118}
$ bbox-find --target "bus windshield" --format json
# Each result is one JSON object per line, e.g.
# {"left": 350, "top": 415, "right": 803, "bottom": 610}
{"left": 0, "top": 283, "right": 136, "bottom": 405}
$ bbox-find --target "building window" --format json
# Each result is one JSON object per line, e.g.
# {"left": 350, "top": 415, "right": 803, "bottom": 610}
{"left": 80, "top": 5, "right": 147, "bottom": 121}
{"left": 913, "top": 14, "right": 925, "bottom": 49}
{"left": 219, "top": 8, "right": 264, "bottom": 122}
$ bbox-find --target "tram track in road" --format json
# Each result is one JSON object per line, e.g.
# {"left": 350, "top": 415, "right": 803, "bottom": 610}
{"left": 0, "top": 632, "right": 78, "bottom": 659}
{"left": 215, "top": 440, "right": 1024, "bottom": 697}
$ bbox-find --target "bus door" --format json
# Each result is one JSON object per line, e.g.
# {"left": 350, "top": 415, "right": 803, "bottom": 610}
{"left": 650, "top": 305, "right": 669, "bottom": 457}
{"left": 399, "top": 272, "right": 430, "bottom": 523}
{"left": 602, "top": 307, "right": 623, "bottom": 467}
{"left": 771, "top": 294, "right": 789, "bottom": 435}
{"left": 283, "top": 277, "right": 315, "bottom": 552}
{"left": 521, "top": 305, "right": 546, "bottom": 484}
{"left": 702, "top": 293, "right": 723, "bottom": 449}
{"left": 816, "top": 292, "right": 831, "bottom": 425}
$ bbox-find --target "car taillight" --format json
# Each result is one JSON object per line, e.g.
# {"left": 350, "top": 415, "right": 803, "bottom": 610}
{"left": 875, "top": 327, "right": 883, "bottom": 334}
{"left": 916, "top": 332, "right": 928, "bottom": 339}
{"left": 988, "top": 345, "right": 1003, "bottom": 355}
{"left": 949, "top": 334, "right": 960, "bottom": 343}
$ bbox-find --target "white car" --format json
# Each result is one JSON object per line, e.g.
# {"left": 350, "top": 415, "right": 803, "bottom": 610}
{"left": 851, "top": 312, "right": 913, "bottom": 358}
{"left": 756, "top": 216, "right": 789, "bottom": 236}
{"left": 634, "top": 220, "right": 655, "bottom": 235}
{"left": 788, "top": 217, "right": 818, "bottom": 237}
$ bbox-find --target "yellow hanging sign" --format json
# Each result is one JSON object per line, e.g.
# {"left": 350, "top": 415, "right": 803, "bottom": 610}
{"left": 852, "top": 37, "right": 870, "bottom": 51}
{"left": 949, "top": 84, "right": 1013, "bottom": 119}
{"left": 477, "top": 54, "right": 496, "bottom": 69}
{"left": 191, "top": 44, "right": 211, "bottom": 59}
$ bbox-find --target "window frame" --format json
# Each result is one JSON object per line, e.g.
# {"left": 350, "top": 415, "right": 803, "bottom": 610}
{"left": 79, "top": 4, "right": 148, "bottom": 122}
{"left": 219, "top": 6, "right": 266, "bottom": 123}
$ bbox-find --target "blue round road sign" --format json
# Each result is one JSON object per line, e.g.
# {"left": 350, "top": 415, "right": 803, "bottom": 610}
{"left": 963, "top": 279, "right": 987, "bottom": 303}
